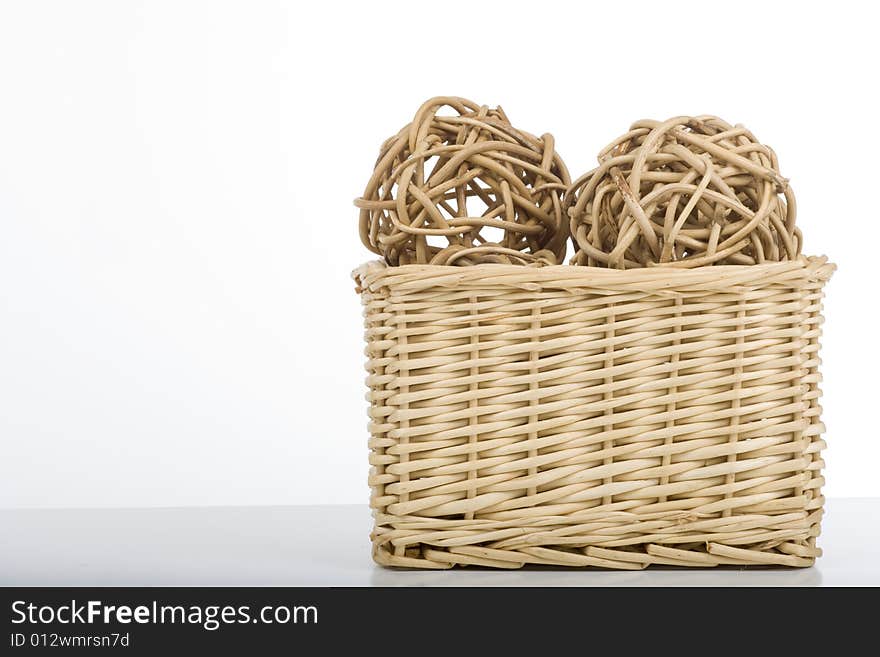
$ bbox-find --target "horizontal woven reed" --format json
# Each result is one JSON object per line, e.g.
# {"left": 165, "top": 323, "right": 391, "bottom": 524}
{"left": 355, "top": 256, "right": 834, "bottom": 569}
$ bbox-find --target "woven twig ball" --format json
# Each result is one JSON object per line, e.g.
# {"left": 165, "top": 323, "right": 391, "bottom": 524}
{"left": 566, "top": 115, "right": 801, "bottom": 268}
{"left": 356, "top": 97, "right": 570, "bottom": 265}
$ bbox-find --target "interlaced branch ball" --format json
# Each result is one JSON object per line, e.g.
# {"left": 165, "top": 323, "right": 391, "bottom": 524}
{"left": 566, "top": 115, "right": 801, "bottom": 268}
{"left": 356, "top": 97, "right": 570, "bottom": 265}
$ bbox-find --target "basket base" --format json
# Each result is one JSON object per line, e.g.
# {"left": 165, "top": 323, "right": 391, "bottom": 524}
{"left": 373, "top": 540, "right": 819, "bottom": 570}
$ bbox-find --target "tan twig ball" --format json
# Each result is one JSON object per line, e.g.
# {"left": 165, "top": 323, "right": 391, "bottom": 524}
{"left": 356, "top": 97, "right": 570, "bottom": 265}
{"left": 566, "top": 115, "right": 801, "bottom": 268}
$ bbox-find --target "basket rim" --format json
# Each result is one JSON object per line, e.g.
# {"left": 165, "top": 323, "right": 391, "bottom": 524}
{"left": 354, "top": 255, "right": 834, "bottom": 294}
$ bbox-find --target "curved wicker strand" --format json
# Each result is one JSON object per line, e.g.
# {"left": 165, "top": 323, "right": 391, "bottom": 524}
{"left": 567, "top": 115, "right": 801, "bottom": 268}
{"left": 356, "top": 96, "right": 570, "bottom": 266}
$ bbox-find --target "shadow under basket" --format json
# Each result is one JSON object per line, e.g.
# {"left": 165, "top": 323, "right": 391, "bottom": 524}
{"left": 354, "top": 256, "right": 835, "bottom": 569}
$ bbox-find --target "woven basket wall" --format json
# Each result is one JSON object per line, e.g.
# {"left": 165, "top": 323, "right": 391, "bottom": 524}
{"left": 355, "top": 255, "right": 834, "bottom": 569}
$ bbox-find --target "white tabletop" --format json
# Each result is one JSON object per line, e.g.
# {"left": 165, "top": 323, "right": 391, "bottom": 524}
{"left": 1, "top": 499, "right": 876, "bottom": 586}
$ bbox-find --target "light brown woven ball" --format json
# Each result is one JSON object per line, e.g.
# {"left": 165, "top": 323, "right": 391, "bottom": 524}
{"left": 356, "top": 97, "right": 570, "bottom": 265}
{"left": 566, "top": 115, "right": 801, "bottom": 268}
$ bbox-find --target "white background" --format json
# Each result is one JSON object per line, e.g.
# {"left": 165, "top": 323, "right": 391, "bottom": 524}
{"left": 0, "top": 0, "right": 877, "bottom": 508}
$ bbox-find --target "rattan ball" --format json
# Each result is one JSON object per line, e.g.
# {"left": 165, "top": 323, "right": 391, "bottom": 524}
{"left": 566, "top": 115, "right": 801, "bottom": 268}
{"left": 356, "top": 96, "right": 570, "bottom": 265}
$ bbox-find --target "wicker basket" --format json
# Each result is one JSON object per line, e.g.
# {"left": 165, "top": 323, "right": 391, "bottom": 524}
{"left": 355, "top": 255, "right": 834, "bottom": 569}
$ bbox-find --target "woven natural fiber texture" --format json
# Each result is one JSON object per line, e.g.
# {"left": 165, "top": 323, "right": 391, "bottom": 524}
{"left": 356, "top": 97, "right": 570, "bottom": 266}
{"left": 355, "top": 256, "right": 834, "bottom": 568}
{"left": 567, "top": 115, "right": 801, "bottom": 268}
